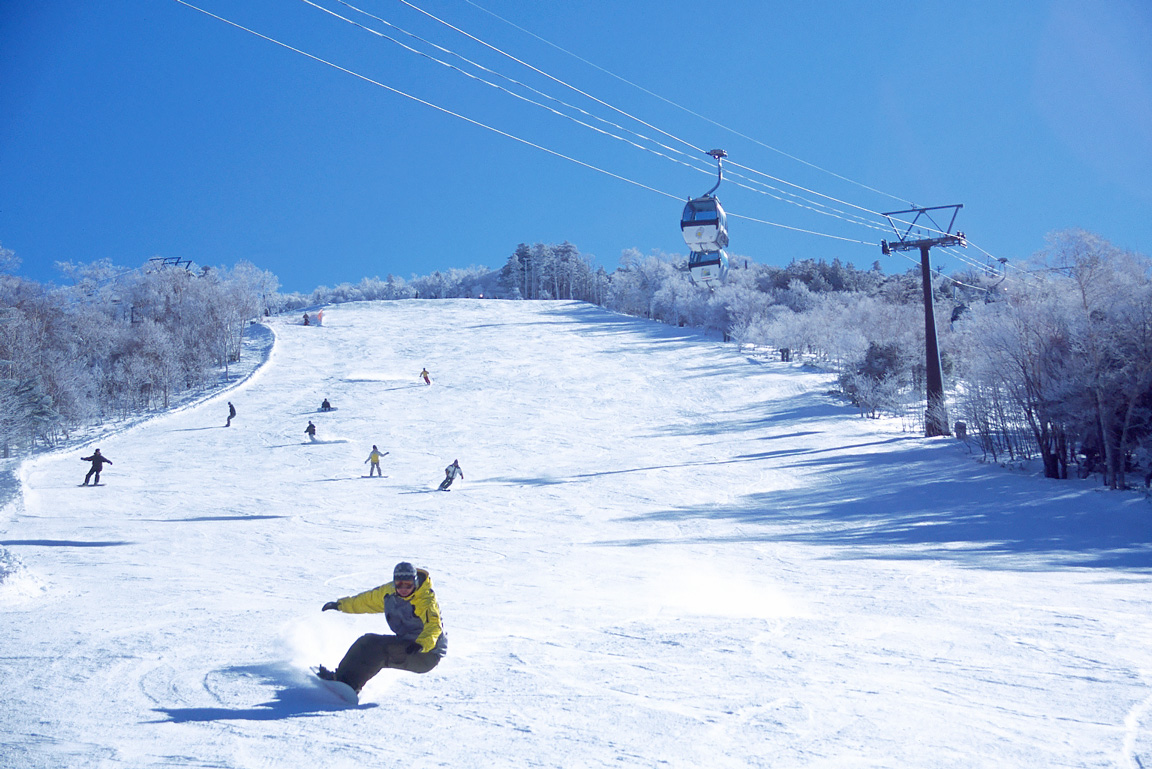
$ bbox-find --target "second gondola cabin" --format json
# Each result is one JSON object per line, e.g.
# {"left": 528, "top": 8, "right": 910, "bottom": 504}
{"left": 688, "top": 249, "right": 729, "bottom": 287}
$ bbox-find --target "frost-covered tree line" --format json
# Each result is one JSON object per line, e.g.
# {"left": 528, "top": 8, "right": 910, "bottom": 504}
{"left": 6, "top": 228, "right": 1147, "bottom": 488}
{"left": 277, "top": 233, "right": 1152, "bottom": 488}
{"left": 0, "top": 249, "right": 277, "bottom": 456}
{"left": 271, "top": 242, "right": 610, "bottom": 308}
{"left": 951, "top": 231, "right": 1152, "bottom": 488}
{"left": 582, "top": 231, "right": 1151, "bottom": 489}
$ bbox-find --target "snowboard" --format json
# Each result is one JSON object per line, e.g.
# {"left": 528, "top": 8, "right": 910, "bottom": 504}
{"left": 361, "top": 475, "right": 389, "bottom": 479}
{"left": 78, "top": 483, "right": 104, "bottom": 487}
{"left": 310, "top": 667, "right": 358, "bottom": 705}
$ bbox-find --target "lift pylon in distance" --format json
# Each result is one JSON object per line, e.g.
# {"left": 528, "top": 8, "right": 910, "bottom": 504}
{"left": 880, "top": 204, "right": 966, "bottom": 438}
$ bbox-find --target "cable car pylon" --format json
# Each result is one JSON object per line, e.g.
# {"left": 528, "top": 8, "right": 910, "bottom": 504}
{"left": 681, "top": 149, "right": 730, "bottom": 287}
{"left": 880, "top": 204, "right": 966, "bottom": 438}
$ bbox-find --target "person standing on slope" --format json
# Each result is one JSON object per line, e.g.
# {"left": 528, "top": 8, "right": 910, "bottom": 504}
{"left": 420, "top": 368, "right": 431, "bottom": 385}
{"left": 80, "top": 449, "right": 112, "bottom": 486}
{"left": 305, "top": 421, "right": 317, "bottom": 442}
{"left": 226, "top": 401, "right": 236, "bottom": 427}
{"left": 438, "top": 459, "right": 463, "bottom": 491}
{"left": 318, "top": 561, "right": 447, "bottom": 694}
{"left": 365, "top": 445, "right": 388, "bottom": 477}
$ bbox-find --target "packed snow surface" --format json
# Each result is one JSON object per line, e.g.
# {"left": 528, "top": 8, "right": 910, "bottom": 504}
{"left": 2, "top": 299, "right": 1151, "bottom": 768}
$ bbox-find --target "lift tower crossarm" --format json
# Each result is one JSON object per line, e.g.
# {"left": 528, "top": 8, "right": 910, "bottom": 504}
{"left": 879, "top": 204, "right": 965, "bottom": 255}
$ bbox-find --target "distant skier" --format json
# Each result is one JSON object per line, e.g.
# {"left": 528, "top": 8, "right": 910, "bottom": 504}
{"left": 303, "top": 313, "right": 310, "bottom": 326}
{"left": 321, "top": 398, "right": 332, "bottom": 412}
{"left": 226, "top": 401, "right": 236, "bottom": 427}
{"left": 305, "top": 421, "right": 317, "bottom": 442}
{"left": 80, "top": 449, "right": 112, "bottom": 486}
{"left": 365, "top": 445, "right": 388, "bottom": 477}
{"left": 438, "top": 459, "right": 463, "bottom": 491}
{"left": 317, "top": 561, "right": 447, "bottom": 695}
{"left": 420, "top": 368, "right": 431, "bottom": 385}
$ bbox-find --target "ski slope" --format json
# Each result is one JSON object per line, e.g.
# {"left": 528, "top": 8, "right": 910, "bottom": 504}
{"left": 2, "top": 299, "right": 1151, "bottom": 769}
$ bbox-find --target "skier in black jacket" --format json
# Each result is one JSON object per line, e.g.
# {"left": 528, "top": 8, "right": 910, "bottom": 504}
{"left": 81, "top": 449, "right": 112, "bottom": 486}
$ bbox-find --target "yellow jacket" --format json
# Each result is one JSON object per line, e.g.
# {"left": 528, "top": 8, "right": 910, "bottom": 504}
{"left": 336, "top": 569, "right": 444, "bottom": 653}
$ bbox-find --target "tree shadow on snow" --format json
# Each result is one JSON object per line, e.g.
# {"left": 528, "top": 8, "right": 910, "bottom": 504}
{"left": 610, "top": 441, "right": 1152, "bottom": 572}
{"left": 160, "top": 515, "right": 288, "bottom": 523}
{"left": 149, "top": 663, "right": 375, "bottom": 723}
{"left": 538, "top": 303, "right": 725, "bottom": 351}
{"left": 0, "top": 539, "right": 134, "bottom": 548}
{"left": 486, "top": 438, "right": 910, "bottom": 487}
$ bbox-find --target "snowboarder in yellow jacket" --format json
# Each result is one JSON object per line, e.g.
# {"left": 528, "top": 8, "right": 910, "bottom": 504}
{"left": 364, "top": 445, "right": 388, "bottom": 477}
{"left": 318, "top": 562, "right": 447, "bottom": 693}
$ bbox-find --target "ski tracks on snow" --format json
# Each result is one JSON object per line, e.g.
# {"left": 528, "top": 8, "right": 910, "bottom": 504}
{"left": 1123, "top": 673, "right": 1152, "bottom": 769}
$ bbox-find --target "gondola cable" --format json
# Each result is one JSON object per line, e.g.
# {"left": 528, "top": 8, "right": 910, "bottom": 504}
{"left": 310, "top": 0, "right": 907, "bottom": 242}
{"left": 314, "top": 0, "right": 714, "bottom": 176}
{"left": 173, "top": 0, "right": 870, "bottom": 249}
{"left": 303, "top": 0, "right": 898, "bottom": 245}
{"left": 459, "top": 0, "right": 912, "bottom": 207}
{"left": 173, "top": 0, "right": 679, "bottom": 202}
{"left": 368, "top": 0, "right": 1002, "bottom": 256}
{"left": 383, "top": 0, "right": 935, "bottom": 238}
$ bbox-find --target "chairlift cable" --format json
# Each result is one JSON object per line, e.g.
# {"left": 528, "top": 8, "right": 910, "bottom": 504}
{"left": 173, "top": 0, "right": 680, "bottom": 202}
{"left": 381, "top": 0, "right": 993, "bottom": 253}
{"left": 459, "top": 0, "right": 911, "bottom": 206}
{"left": 723, "top": 175, "right": 893, "bottom": 236}
{"left": 726, "top": 213, "right": 875, "bottom": 246}
{"left": 721, "top": 169, "right": 895, "bottom": 235}
{"left": 326, "top": 0, "right": 902, "bottom": 243}
{"left": 942, "top": 250, "right": 1003, "bottom": 279}
{"left": 174, "top": 0, "right": 874, "bottom": 249}
{"left": 300, "top": 0, "right": 712, "bottom": 176}
{"left": 325, "top": 0, "right": 976, "bottom": 251}
{"left": 393, "top": 0, "right": 928, "bottom": 237}
{"left": 317, "top": 0, "right": 716, "bottom": 175}
{"left": 388, "top": 0, "right": 710, "bottom": 160}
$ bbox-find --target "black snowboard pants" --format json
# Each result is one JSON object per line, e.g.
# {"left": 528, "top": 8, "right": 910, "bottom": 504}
{"left": 335, "top": 633, "right": 444, "bottom": 692}
{"left": 84, "top": 467, "right": 101, "bottom": 485}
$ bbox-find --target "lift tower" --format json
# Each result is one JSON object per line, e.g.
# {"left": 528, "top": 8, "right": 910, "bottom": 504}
{"left": 880, "top": 204, "right": 966, "bottom": 438}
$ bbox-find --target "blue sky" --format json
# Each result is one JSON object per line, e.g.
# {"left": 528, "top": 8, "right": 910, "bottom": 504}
{"left": 2, "top": 0, "right": 1150, "bottom": 294}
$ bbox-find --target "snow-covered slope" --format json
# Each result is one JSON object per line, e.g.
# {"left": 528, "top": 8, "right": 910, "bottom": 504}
{"left": 2, "top": 299, "right": 1150, "bottom": 769}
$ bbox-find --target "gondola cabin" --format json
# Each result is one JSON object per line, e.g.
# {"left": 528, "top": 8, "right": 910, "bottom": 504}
{"left": 689, "top": 250, "right": 729, "bottom": 287}
{"left": 681, "top": 196, "right": 729, "bottom": 253}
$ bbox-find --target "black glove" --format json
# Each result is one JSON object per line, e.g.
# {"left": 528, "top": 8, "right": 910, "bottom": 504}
{"left": 405, "top": 642, "right": 421, "bottom": 655}
{"left": 322, "top": 601, "right": 339, "bottom": 612}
